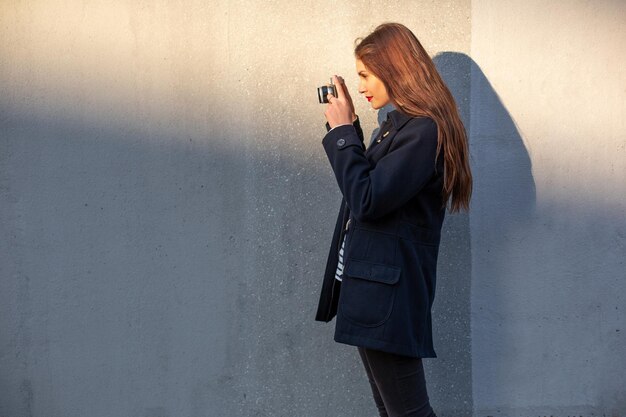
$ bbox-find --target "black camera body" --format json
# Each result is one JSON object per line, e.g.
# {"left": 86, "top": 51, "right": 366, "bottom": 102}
{"left": 317, "top": 79, "right": 337, "bottom": 104}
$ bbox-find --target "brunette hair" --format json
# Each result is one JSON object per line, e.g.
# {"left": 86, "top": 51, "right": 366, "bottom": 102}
{"left": 355, "top": 23, "right": 472, "bottom": 212}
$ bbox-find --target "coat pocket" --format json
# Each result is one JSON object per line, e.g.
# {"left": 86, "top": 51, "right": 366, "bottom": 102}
{"left": 339, "top": 259, "right": 401, "bottom": 327}
{"left": 348, "top": 227, "right": 399, "bottom": 265}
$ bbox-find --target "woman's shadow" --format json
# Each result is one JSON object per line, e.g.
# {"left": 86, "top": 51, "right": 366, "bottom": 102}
{"left": 418, "top": 52, "right": 536, "bottom": 416}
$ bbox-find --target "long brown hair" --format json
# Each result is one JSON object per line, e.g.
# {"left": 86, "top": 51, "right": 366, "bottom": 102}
{"left": 355, "top": 23, "right": 472, "bottom": 212}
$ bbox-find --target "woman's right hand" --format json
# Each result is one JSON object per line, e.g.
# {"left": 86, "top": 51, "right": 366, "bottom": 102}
{"left": 325, "top": 75, "right": 357, "bottom": 129}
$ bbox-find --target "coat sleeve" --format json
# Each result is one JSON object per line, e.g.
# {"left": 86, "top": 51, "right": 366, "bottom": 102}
{"left": 322, "top": 117, "right": 438, "bottom": 222}
{"left": 325, "top": 116, "right": 365, "bottom": 147}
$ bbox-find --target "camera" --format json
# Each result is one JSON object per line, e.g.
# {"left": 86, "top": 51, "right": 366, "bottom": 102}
{"left": 317, "top": 78, "right": 336, "bottom": 104}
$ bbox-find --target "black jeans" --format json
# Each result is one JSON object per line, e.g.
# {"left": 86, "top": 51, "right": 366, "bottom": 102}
{"left": 357, "top": 347, "right": 437, "bottom": 417}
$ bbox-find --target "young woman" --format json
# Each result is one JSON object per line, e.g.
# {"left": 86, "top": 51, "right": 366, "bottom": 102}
{"left": 315, "top": 23, "right": 472, "bottom": 417}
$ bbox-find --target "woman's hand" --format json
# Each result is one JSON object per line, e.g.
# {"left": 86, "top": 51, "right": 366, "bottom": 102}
{"left": 324, "top": 75, "right": 357, "bottom": 129}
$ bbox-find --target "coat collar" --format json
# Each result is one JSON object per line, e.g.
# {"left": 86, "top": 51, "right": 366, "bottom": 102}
{"left": 367, "top": 104, "right": 413, "bottom": 146}
{"left": 365, "top": 109, "right": 413, "bottom": 160}
{"left": 387, "top": 109, "right": 413, "bottom": 130}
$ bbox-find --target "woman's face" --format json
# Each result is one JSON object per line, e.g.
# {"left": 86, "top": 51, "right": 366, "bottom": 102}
{"left": 356, "top": 59, "right": 390, "bottom": 109}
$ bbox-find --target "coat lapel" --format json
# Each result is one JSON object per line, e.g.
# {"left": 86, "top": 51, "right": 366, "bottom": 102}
{"left": 365, "top": 110, "right": 413, "bottom": 163}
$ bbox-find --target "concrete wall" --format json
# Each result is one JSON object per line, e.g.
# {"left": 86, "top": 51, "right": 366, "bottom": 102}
{"left": 0, "top": 1, "right": 623, "bottom": 417}
{"left": 469, "top": 1, "right": 625, "bottom": 415}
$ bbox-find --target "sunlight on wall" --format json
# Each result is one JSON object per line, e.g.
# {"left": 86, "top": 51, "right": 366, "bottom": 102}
{"left": 0, "top": 1, "right": 230, "bottom": 141}
{"left": 0, "top": 1, "right": 471, "bottom": 150}
{"left": 471, "top": 0, "right": 626, "bottom": 210}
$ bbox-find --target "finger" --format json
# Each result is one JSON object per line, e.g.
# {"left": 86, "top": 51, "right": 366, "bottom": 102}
{"left": 326, "top": 93, "right": 336, "bottom": 104}
{"left": 338, "top": 79, "right": 348, "bottom": 97}
{"left": 336, "top": 78, "right": 355, "bottom": 114}
{"left": 336, "top": 76, "right": 353, "bottom": 105}
{"left": 332, "top": 75, "right": 345, "bottom": 100}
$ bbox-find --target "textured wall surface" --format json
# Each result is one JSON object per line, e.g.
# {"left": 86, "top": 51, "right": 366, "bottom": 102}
{"left": 0, "top": 1, "right": 624, "bottom": 417}
{"left": 0, "top": 1, "right": 471, "bottom": 417}
{"left": 469, "top": 0, "right": 626, "bottom": 416}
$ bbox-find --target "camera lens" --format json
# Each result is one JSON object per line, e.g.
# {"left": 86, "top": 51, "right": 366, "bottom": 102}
{"left": 317, "top": 84, "right": 336, "bottom": 103}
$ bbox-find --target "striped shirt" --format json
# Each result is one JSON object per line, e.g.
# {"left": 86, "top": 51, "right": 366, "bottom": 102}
{"left": 335, "top": 234, "right": 347, "bottom": 281}
{"left": 335, "top": 218, "right": 351, "bottom": 281}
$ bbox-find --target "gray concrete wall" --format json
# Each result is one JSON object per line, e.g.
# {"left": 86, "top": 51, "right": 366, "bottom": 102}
{"left": 469, "top": 1, "right": 626, "bottom": 415}
{"left": 0, "top": 1, "right": 623, "bottom": 417}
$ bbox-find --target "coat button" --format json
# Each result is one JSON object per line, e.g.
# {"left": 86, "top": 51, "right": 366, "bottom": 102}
{"left": 337, "top": 138, "right": 346, "bottom": 147}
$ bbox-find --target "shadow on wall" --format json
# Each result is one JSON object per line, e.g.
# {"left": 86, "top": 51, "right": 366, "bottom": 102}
{"left": 1, "top": 120, "right": 252, "bottom": 416}
{"left": 0, "top": 103, "right": 393, "bottom": 416}
{"left": 430, "top": 52, "right": 626, "bottom": 416}
{"left": 449, "top": 49, "right": 625, "bottom": 414}
{"left": 426, "top": 52, "right": 536, "bottom": 416}
{"left": 462, "top": 51, "right": 538, "bottom": 411}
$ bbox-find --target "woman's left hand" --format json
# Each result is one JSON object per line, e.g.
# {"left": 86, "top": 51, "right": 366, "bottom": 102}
{"left": 324, "top": 75, "right": 356, "bottom": 129}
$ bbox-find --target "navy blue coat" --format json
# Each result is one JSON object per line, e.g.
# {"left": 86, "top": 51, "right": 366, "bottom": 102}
{"left": 315, "top": 110, "right": 445, "bottom": 358}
